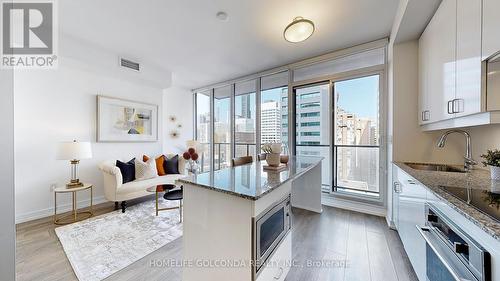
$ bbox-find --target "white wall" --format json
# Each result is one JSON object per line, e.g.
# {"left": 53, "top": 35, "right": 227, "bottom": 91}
{"left": 391, "top": 40, "right": 451, "bottom": 163}
{"left": 14, "top": 35, "right": 171, "bottom": 223}
{"left": 163, "top": 86, "right": 194, "bottom": 154}
{"left": 0, "top": 65, "right": 16, "bottom": 280}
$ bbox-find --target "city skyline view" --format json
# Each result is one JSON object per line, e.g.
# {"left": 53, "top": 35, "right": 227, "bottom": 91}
{"left": 197, "top": 75, "right": 380, "bottom": 194}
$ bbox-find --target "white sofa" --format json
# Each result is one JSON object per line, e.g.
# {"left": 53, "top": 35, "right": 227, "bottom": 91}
{"left": 98, "top": 154, "right": 186, "bottom": 212}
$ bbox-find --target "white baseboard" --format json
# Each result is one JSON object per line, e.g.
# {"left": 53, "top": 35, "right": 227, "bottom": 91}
{"left": 322, "top": 194, "right": 387, "bottom": 217}
{"left": 16, "top": 196, "right": 107, "bottom": 224}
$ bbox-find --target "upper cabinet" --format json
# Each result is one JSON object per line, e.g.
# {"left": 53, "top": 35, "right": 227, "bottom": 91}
{"left": 419, "top": 0, "right": 457, "bottom": 124}
{"left": 482, "top": 0, "right": 500, "bottom": 60}
{"left": 418, "top": 0, "right": 500, "bottom": 130}
{"left": 455, "top": 0, "right": 482, "bottom": 117}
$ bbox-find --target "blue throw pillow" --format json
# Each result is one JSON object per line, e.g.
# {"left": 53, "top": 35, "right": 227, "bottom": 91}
{"left": 116, "top": 158, "right": 135, "bottom": 183}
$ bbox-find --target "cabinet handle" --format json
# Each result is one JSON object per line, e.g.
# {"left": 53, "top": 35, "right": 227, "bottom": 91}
{"left": 421, "top": 110, "right": 430, "bottom": 121}
{"left": 453, "top": 99, "right": 464, "bottom": 113}
{"left": 421, "top": 111, "right": 425, "bottom": 121}
{"left": 447, "top": 100, "right": 454, "bottom": 114}
{"left": 393, "top": 182, "right": 402, "bottom": 193}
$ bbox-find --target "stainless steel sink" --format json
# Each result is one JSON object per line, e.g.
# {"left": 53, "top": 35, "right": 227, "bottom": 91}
{"left": 404, "top": 162, "right": 466, "bottom": 173}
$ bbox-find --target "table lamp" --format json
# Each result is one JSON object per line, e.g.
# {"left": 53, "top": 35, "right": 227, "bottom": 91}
{"left": 57, "top": 140, "right": 92, "bottom": 188}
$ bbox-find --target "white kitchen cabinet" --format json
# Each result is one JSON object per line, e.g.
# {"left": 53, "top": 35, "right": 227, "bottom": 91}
{"left": 418, "top": 27, "right": 431, "bottom": 125}
{"left": 482, "top": 0, "right": 500, "bottom": 60}
{"left": 392, "top": 167, "right": 401, "bottom": 229}
{"left": 256, "top": 232, "right": 291, "bottom": 281}
{"left": 455, "top": 0, "right": 482, "bottom": 117}
{"left": 419, "top": 0, "right": 457, "bottom": 123}
{"left": 393, "top": 166, "right": 427, "bottom": 281}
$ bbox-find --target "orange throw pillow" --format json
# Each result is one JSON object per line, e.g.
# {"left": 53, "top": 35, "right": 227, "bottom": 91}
{"left": 143, "top": 155, "right": 150, "bottom": 162}
{"left": 155, "top": 155, "right": 166, "bottom": 176}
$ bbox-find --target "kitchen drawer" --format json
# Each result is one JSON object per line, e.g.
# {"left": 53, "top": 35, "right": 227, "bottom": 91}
{"left": 256, "top": 232, "right": 292, "bottom": 281}
{"left": 395, "top": 168, "right": 427, "bottom": 199}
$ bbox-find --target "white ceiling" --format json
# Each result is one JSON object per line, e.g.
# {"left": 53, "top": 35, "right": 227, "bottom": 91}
{"left": 59, "top": 0, "right": 399, "bottom": 89}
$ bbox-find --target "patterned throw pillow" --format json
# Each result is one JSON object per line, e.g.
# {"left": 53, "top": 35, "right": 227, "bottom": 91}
{"left": 135, "top": 157, "right": 157, "bottom": 180}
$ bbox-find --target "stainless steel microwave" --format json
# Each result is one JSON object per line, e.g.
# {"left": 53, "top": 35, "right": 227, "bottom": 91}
{"left": 253, "top": 194, "right": 291, "bottom": 273}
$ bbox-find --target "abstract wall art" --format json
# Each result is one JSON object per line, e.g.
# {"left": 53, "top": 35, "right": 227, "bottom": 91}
{"left": 97, "top": 96, "right": 158, "bottom": 142}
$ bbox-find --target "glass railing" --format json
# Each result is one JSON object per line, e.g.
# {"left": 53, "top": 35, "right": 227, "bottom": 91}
{"left": 295, "top": 143, "right": 380, "bottom": 195}
{"left": 334, "top": 144, "right": 379, "bottom": 195}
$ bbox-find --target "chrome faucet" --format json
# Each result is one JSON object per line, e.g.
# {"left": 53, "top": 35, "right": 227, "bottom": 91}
{"left": 437, "top": 130, "right": 477, "bottom": 171}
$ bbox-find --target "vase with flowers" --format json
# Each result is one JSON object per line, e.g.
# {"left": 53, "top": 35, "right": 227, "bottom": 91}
{"left": 183, "top": 147, "right": 199, "bottom": 173}
{"left": 481, "top": 149, "right": 500, "bottom": 180}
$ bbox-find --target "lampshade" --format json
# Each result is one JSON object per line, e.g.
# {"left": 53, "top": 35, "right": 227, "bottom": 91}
{"left": 56, "top": 140, "right": 92, "bottom": 160}
{"left": 283, "top": 17, "right": 315, "bottom": 43}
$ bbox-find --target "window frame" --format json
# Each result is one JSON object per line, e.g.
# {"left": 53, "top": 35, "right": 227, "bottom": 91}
{"left": 193, "top": 40, "right": 388, "bottom": 207}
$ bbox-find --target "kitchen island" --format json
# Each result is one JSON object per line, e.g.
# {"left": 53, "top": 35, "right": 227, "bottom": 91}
{"left": 177, "top": 156, "right": 323, "bottom": 281}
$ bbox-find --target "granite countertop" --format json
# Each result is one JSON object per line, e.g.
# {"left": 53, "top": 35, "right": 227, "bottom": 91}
{"left": 394, "top": 162, "right": 500, "bottom": 240}
{"left": 177, "top": 156, "right": 323, "bottom": 200}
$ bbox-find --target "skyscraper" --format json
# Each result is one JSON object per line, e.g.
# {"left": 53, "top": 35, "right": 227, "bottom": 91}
{"left": 261, "top": 101, "right": 281, "bottom": 143}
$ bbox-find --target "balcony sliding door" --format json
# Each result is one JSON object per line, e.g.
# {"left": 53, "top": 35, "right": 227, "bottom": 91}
{"left": 333, "top": 75, "right": 380, "bottom": 196}
{"left": 293, "top": 82, "right": 332, "bottom": 190}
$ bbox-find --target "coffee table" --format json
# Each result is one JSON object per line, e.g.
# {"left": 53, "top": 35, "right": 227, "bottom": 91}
{"left": 146, "top": 184, "right": 178, "bottom": 216}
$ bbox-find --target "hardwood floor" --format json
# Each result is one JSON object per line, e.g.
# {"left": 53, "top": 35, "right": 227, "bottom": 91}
{"left": 16, "top": 200, "right": 417, "bottom": 281}
{"left": 285, "top": 208, "right": 418, "bottom": 281}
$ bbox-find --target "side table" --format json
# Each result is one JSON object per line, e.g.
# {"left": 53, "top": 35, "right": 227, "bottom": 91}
{"left": 54, "top": 183, "right": 93, "bottom": 225}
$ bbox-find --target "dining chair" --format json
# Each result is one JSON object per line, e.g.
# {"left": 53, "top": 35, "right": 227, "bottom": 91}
{"left": 231, "top": 156, "right": 253, "bottom": 166}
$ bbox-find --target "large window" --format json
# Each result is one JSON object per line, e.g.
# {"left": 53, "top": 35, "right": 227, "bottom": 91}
{"left": 260, "top": 71, "right": 289, "bottom": 148}
{"left": 194, "top": 44, "right": 386, "bottom": 203}
{"left": 235, "top": 80, "right": 257, "bottom": 157}
{"left": 196, "top": 91, "right": 211, "bottom": 172}
{"left": 213, "top": 86, "right": 231, "bottom": 170}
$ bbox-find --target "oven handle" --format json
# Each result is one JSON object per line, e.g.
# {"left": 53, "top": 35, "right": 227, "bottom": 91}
{"left": 416, "top": 226, "right": 466, "bottom": 281}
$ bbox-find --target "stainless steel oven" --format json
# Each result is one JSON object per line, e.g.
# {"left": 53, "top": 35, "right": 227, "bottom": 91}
{"left": 417, "top": 203, "right": 491, "bottom": 281}
{"left": 254, "top": 194, "right": 291, "bottom": 273}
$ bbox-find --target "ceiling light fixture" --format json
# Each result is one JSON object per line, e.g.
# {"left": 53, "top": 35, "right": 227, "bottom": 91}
{"left": 283, "top": 17, "right": 315, "bottom": 43}
{"left": 216, "top": 11, "right": 228, "bottom": 21}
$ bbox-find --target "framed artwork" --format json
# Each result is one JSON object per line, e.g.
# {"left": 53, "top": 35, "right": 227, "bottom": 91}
{"left": 97, "top": 95, "right": 158, "bottom": 142}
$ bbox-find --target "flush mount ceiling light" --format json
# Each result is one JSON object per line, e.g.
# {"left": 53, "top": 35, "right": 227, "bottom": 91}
{"left": 283, "top": 16, "right": 315, "bottom": 43}
{"left": 216, "top": 11, "right": 228, "bottom": 21}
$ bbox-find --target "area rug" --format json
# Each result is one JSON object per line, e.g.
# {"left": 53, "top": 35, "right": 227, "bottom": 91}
{"left": 55, "top": 200, "right": 183, "bottom": 281}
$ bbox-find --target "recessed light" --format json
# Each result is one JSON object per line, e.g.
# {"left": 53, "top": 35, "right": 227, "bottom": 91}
{"left": 284, "top": 17, "right": 315, "bottom": 43}
{"left": 216, "top": 11, "right": 228, "bottom": 21}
